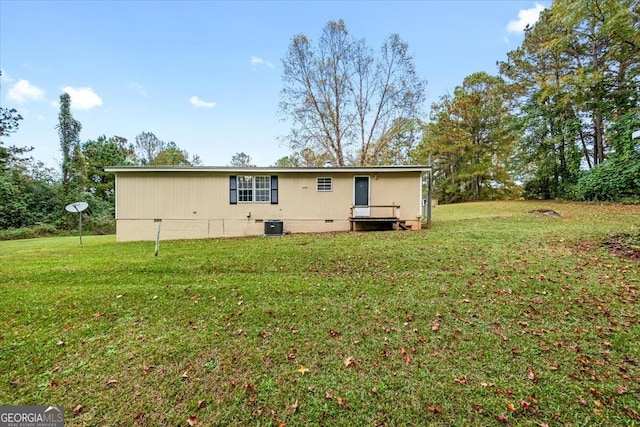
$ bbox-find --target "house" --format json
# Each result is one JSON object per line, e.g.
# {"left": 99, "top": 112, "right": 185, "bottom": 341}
{"left": 104, "top": 166, "right": 431, "bottom": 242}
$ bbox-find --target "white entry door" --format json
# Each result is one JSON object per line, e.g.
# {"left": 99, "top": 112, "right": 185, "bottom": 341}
{"left": 353, "top": 176, "right": 370, "bottom": 217}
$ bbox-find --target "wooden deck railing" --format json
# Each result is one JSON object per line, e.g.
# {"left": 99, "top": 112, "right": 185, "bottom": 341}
{"left": 350, "top": 204, "right": 400, "bottom": 218}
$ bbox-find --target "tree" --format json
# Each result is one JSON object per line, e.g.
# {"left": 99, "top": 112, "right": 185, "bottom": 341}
{"left": 412, "top": 72, "right": 519, "bottom": 203}
{"left": 500, "top": 0, "right": 640, "bottom": 198}
{"left": 280, "top": 20, "right": 426, "bottom": 166}
{"left": 569, "top": 110, "right": 640, "bottom": 201}
{"left": 150, "top": 141, "right": 201, "bottom": 166}
{"left": 547, "top": 0, "right": 640, "bottom": 166}
{"left": 82, "top": 135, "right": 134, "bottom": 203}
{"left": 0, "top": 158, "right": 59, "bottom": 229}
{"left": 0, "top": 71, "right": 59, "bottom": 229}
{"left": 57, "top": 93, "right": 85, "bottom": 206}
{"left": 1, "top": 71, "right": 27, "bottom": 174}
{"left": 273, "top": 147, "right": 331, "bottom": 167}
{"left": 0, "top": 107, "right": 23, "bottom": 140}
{"left": 229, "top": 152, "right": 255, "bottom": 167}
{"left": 134, "top": 131, "right": 165, "bottom": 165}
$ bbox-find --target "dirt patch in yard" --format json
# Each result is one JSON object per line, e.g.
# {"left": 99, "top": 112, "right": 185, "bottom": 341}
{"left": 527, "top": 209, "right": 562, "bottom": 218}
{"left": 601, "top": 233, "right": 640, "bottom": 262}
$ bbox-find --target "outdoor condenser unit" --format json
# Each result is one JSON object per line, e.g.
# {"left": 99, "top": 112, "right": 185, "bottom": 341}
{"left": 265, "top": 220, "right": 284, "bottom": 236}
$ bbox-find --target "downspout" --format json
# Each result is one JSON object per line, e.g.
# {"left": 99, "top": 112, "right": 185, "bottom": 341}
{"left": 425, "top": 155, "right": 433, "bottom": 229}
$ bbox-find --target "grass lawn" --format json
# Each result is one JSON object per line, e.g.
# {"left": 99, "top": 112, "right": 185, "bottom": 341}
{"left": 1, "top": 200, "right": 638, "bottom": 426}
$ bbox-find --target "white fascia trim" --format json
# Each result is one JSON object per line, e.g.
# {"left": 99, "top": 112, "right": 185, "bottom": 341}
{"left": 104, "top": 166, "right": 431, "bottom": 174}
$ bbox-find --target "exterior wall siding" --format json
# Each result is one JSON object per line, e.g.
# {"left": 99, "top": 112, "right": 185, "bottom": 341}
{"left": 114, "top": 170, "right": 423, "bottom": 241}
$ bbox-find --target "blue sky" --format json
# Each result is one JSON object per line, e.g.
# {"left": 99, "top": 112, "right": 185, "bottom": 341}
{"left": 1, "top": 0, "right": 548, "bottom": 168}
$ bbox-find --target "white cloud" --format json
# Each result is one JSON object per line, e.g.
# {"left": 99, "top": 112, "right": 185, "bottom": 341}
{"left": 130, "top": 81, "right": 147, "bottom": 96}
{"left": 1, "top": 70, "right": 14, "bottom": 83}
{"left": 507, "top": 3, "right": 546, "bottom": 33}
{"left": 8, "top": 79, "right": 45, "bottom": 103}
{"left": 189, "top": 96, "right": 217, "bottom": 108}
{"left": 250, "top": 56, "right": 274, "bottom": 68}
{"left": 62, "top": 86, "right": 103, "bottom": 110}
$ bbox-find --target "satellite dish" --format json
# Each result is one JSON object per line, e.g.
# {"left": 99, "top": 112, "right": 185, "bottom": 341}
{"left": 65, "top": 201, "right": 88, "bottom": 244}
{"left": 65, "top": 201, "right": 88, "bottom": 213}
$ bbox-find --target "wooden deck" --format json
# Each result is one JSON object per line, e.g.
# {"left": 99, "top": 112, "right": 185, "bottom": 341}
{"left": 349, "top": 204, "right": 408, "bottom": 231}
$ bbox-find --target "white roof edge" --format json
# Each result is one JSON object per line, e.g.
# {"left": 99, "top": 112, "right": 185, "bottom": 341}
{"left": 104, "top": 166, "right": 430, "bottom": 173}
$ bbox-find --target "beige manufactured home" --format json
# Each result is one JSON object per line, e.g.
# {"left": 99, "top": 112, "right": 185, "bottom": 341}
{"left": 104, "top": 166, "right": 430, "bottom": 242}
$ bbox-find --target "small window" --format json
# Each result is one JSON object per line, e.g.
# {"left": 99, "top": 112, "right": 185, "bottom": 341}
{"left": 317, "top": 177, "right": 333, "bottom": 192}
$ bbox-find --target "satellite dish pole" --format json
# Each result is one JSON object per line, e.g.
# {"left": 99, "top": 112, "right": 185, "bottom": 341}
{"left": 65, "top": 202, "right": 89, "bottom": 244}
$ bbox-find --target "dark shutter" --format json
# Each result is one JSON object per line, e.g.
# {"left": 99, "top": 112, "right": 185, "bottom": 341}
{"left": 270, "top": 175, "right": 278, "bottom": 204}
{"left": 229, "top": 175, "right": 237, "bottom": 204}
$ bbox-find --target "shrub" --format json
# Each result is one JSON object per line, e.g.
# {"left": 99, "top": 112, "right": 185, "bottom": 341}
{"left": 567, "top": 155, "right": 640, "bottom": 203}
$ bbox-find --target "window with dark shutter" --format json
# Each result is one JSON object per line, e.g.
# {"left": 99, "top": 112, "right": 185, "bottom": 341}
{"left": 229, "top": 175, "right": 237, "bottom": 204}
{"left": 270, "top": 176, "right": 278, "bottom": 204}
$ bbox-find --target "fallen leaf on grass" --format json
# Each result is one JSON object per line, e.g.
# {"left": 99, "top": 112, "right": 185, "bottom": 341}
{"left": 617, "top": 386, "right": 628, "bottom": 394}
{"left": 73, "top": 405, "right": 83, "bottom": 416}
{"left": 404, "top": 354, "right": 411, "bottom": 365}
{"left": 454, "top": 377, "right": 467, "bottom": 384}
{"left": 296, "top": 365, "right": 309, "bottom": 375}
{"left": 507, "top": 402, "right": 517, "bottom": 412}
{"left": 187, "top": 415, "right": 198, "bottom": 425}
{"left": 290, "top": 400, "right": 299, "bottom": 411}
{"left": 471, "top": 404, "right": 485, "bottom": 413}
{"left": 528, "top": 368, "right": 536, "bottom": 380}
{"left": 336, "top": 397, "right": 350, "bottom": 410}
{"left": 197, "top": 400, "right": 206, "bottom": 409}
{"left": 520, "top": 400, "right": 533, "bottom": 410}
{"left": 428, "top": 405, "right": 444, "bottom": 414}
{"left": 344, "top": 356, "right": 356, "bottom": 368}
{"left": 431, "top": 319, "right": 440, "bottom": 331}
{"left": 496, "top": 414, "right": 509, "bottom": 423}
{"left": 106, "top": 379, "right": 118, "bottom": 386}
{"left": 56, "top": 340, "right": 65, "bottom": 346}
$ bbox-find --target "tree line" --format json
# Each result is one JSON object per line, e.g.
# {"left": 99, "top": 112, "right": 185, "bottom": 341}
{"left": 2, "top": 0, "right": 638, "bottom": 236}
{"left": 275, "top": 2, "right": 639, "bottom": 203}
{"left": 1, "top": 90, "right": 200, "bottom": 236}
